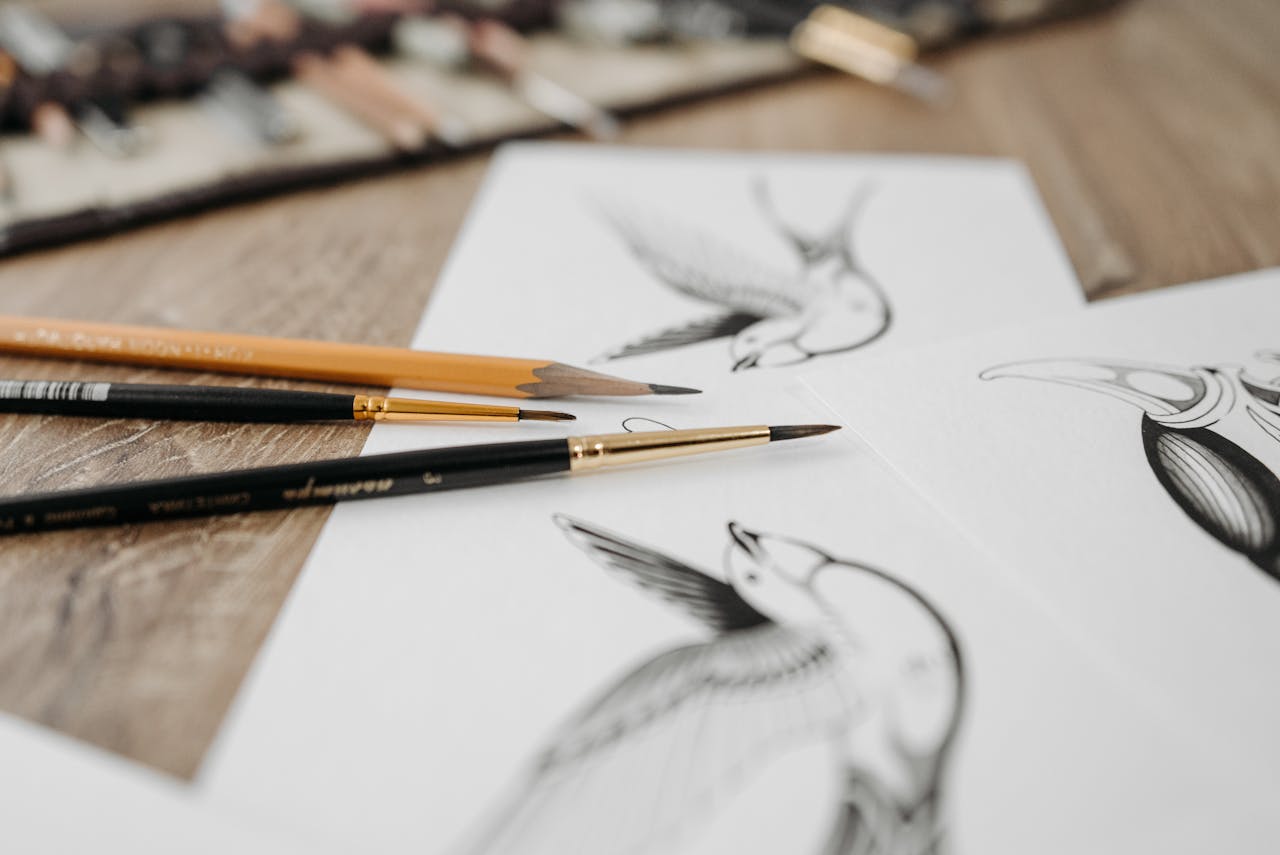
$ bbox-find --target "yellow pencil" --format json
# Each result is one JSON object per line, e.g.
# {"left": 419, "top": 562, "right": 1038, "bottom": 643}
{"left": 0, "top": 315, "right": 700, "bottom": 399}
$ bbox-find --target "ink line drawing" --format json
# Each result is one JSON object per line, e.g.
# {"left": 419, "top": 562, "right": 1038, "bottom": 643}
{"left": 983, "top": 353, "right": 1280, "bottom": 579}
{"left": 595, "top": 179, "right": 891, "bottom": 371}
{"left": 461, "top": 515, "right": 963, "bottom": 855}
{"left": 620, "top": 416, "right": 677, "bottom": 432}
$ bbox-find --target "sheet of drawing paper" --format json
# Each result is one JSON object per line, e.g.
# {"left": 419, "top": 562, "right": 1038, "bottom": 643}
{"left": 197, "top": 145, "right": 1251, "bottom": 850}
{"left": 0, "top": 712, "right": 325, "bottom": 854}
{"left": 199, "top": 378, "right": 1271, "bottom": 853}
{"left": 391, "top": 142, "right": 1084, "bottom": 392}
{"left": 803, "top": 267, "right": 1280, "bottom": 794}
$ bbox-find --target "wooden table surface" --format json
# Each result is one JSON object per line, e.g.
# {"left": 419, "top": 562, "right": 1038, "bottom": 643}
{"left": 1, "top": 0, "right": 1276, "bottom": 780}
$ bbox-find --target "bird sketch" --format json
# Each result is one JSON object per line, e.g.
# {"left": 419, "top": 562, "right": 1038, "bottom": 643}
{"left": 594, "top": 179, "right": 891, "bottom": 371}
{"left": 983, "top": 353, "right": 1280, "bottom": 580}
{"left": 459, "top": 515, "right": 963, "bottom": 855}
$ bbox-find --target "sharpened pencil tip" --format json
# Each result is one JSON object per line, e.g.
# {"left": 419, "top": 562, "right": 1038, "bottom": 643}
{"left": 519, "top": 409, "right": 577, "bottom": 422}
{"left": 768, "top": 424, "right": 841, "bottom": 442}
{"left": 648, "top": 384, "right": 702, "bottom": 395}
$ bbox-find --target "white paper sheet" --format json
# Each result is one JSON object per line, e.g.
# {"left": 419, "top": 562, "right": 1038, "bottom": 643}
{"left": 197, "top": 146, "right": 1267, "bottom": 850}
{"left": 804, "top": 267, "right": 1280, "bottom": 794}
{"left": 202, "top": 383, "right": 1259, "bottom": 853}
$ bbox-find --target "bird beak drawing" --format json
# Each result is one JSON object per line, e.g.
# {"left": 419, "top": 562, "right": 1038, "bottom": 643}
{"left": 730, "top": 332, "right": 811, "bottom": 371}
{"left": 727, "top": 522, "right": 830, "bottom": 588}
{"left": 728, "top": 521, "right": 767, "bottom": 560}
{"left": 732, "top": 343, "right": 814, "bottom": 371}
{"left": 981, "top": 358, "right": 1221, "bottom": 424}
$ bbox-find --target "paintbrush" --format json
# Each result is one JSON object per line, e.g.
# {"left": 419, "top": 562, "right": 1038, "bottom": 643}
{"left": 0, "top": 379, "right": 574, "bottom": 423}
{"left": 0, "top": 424, "right": 838, "bottom": 535}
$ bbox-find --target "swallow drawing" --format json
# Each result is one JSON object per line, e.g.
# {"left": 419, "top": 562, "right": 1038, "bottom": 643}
{"left": 461, "top": 515, "right": 963, "bottom": 855}
{"left": 983, "top": 353, "right": 1280, "bottom": 580}
{"left": 595, "top": 179, "right": 891, "bottom": 371}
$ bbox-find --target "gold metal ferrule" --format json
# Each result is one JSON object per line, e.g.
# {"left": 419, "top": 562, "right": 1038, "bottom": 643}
{"left": 567, "top": 426, "right": 772, "bottom": 472}
{"left": 352, "top": 395, "right": 521, "bottom": 423}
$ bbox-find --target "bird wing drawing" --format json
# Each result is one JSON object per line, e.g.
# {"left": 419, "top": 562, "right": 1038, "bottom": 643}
{"left": 557, "top": 513, "right": 773, "bottom": 631}
{"left": 594, "top": 181, "right": 891, "bottom": 371}
{"left": 983, "top": 356, "right": 1280, "bottom": 579}
{"left": 458, "top": 515, "right": 963, "bottom": 855}
{"left": 601, "top": 311, "right": 764, "bottom": 362}
{"left": 594, "top": 200, "right": 810, "bottom": 362}
{"left": 598, "top": 198, "right": 815, "bottom": 318}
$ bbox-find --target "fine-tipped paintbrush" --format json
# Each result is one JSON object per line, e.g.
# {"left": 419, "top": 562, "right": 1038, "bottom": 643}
{"left": 0, "top": 379, "right": 573, "bottom": 424}
{"left": 0, "top": 315, "right": 700, "bottom": 399}
{"left": 0, "top": 424, "right": 839, "bottom": 536}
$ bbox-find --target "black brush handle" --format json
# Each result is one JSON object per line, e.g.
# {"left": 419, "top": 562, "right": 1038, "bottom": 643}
{"left": 0, "top": 438, "right": 571, "bottom": 535}
{"left": 0, "top": 380, "right": 356, "bottom": 421}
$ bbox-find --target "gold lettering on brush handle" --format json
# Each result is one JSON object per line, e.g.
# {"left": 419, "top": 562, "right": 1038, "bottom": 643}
{"left": 281, "top": 477, "right": 396, "bottom": 502}
{"left": 43, "top": 505, "right": 118, "bottom": 525}
{"left": 148, "top": 493, "right": 253, "bottom": 515}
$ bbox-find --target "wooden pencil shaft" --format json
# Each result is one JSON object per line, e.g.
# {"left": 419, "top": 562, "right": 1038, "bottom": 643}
{"left": 0, "top": 315, "right": 625, "bottom": 399}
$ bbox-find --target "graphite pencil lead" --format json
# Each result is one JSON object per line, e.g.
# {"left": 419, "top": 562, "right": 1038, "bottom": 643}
{"left": 518, "top": 408, "right": 576, "bottom": 422}
{"left": 521, "top": 363, "right": 699, "bottom": 398}
{"left": 768, "top": 424, "right": 842, "bottom": 442}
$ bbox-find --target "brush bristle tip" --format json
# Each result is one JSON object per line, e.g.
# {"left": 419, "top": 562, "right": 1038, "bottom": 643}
{"left": 520, "top": 409, "right": 577, "bottom": 422}
{"left": 768, "top": 424, "right": 841, "bottom": 441}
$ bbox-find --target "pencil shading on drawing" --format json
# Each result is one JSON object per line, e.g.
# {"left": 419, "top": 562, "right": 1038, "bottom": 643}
{"left": 983, "top": 354, "right": 1280, "bottom": 580}
{"left": 594, "top": 179, "right": 891, "bottom": 371}
{"left": 459, "top": 515, "right": 963, "bottom": 855}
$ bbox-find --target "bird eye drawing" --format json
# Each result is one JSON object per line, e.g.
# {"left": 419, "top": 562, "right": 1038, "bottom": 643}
{"left": 460, "top": 515, "right": 963, "bottom": 855}
{"left": 983, "top": 354, "right": 1280, "bottom": 580}
{"left": 594, "top": 179, "right": 891, "bottom": 371}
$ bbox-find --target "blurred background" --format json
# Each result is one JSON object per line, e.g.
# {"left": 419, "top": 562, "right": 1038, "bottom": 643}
{"left": 0, "top": 0, "right": 1192, "bottom": 275}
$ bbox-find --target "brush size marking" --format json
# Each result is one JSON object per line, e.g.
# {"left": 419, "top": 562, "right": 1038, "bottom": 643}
{"left": 0, "top": 380, "right": 110, "bottom": 402}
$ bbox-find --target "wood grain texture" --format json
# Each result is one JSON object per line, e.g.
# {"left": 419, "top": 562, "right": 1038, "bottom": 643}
{"left": 0, "top": 0, "right": 1276, "bottom": 779}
